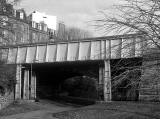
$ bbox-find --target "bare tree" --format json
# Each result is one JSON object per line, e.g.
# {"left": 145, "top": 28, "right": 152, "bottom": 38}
{"left": 96, "top": 0, "right": 160, "bottom": 47}
{"left": 65, "top": 27, "right": 92, "bottom": 40}
{"left": 96, "top": 0, "right": 160, "bottom": 100}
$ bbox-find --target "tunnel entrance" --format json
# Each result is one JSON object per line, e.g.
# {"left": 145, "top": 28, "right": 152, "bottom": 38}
{"left": 21, "top": 58, "right": 142, "bottom": 102}
{"left": 32, "top": 61, "right": 101, "bottom": 101}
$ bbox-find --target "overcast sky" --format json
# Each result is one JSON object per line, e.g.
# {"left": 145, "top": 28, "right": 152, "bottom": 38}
{"left": 17, "top": 0, "right": 119, "bottom": 36}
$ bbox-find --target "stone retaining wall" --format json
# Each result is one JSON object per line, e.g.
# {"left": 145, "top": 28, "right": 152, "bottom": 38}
{"left": 140, "top": 58, "right": 160, "bottom": 101}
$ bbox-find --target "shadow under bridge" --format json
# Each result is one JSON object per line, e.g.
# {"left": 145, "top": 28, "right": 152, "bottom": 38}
{"left": 27, "top": 61, "right": 102, "bottom": 101}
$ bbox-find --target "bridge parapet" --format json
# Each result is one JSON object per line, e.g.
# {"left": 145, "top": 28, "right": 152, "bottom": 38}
{"left": 0, "top": 34, "right": 151, "bottom": 64}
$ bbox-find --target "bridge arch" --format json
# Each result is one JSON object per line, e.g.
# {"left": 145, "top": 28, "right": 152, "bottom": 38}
{"left": 0, "top": 34, "right": 146, "bottom": 102}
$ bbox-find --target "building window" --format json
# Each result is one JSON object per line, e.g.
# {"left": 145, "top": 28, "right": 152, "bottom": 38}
{"left": 44, "top": 24, "right": 47, "bottom": 32}
{"left": 32, "top": 32, "right": 36, "bottom": 41}
{"left": 36, "top": 23, "right": 39, "bottom": 29}
{"left": 38, "top": 24, "right": 42, "bottom": 30}
{"left": 16, "top": 11, "right": 20, "bottom": 19}
{"left": 14, "top": 10, "right": 16, "bottom": 17}
{"left": 20, "top": 35, "right": 24, "bottom": 42}
{"left": 32, "top": 21, "right": 36, "bottom": 28}
{"left": 20, "top": 12, "right": 24, "bottom": 19}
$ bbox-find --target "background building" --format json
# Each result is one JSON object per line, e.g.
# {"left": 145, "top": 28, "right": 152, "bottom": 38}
{"left": 28, "top": 11, "right": 58, "bottom": 43}
{"left": 0, "top": 5, "right": 55, "bottom": 45}
{"left": 0, "top": 3, "right": 30, "bottom": 45}
{"left": 0, "top": 2, "right": 90, "bottom": 45}
{"left": 28, "top": 11, "right": 57, "bottom": 30}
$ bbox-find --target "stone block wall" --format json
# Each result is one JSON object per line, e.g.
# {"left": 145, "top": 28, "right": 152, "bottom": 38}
{"left": 139, "top": 59, "right": 160, "bottom": 101}
{"left": 0, "top": 92, "right": 14, "bottom": 110}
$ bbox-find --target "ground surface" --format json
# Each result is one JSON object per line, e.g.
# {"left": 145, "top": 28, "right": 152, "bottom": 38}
{"left": 1, "top": 100, "right": 160, "bottom": 119}
{"left": 0, "top": 100, "right": 77, "bottom": 119}
{"left": 53, "top": 101, "right": 160, "bottom": 119}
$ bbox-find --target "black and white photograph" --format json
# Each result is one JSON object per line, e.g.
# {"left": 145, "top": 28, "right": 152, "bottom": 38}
{"left": 0, "top": 0, "right": 160, "bottom": 119}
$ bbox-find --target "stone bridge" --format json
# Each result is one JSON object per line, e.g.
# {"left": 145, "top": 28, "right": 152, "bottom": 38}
{"left": 0, "top": 34, "right": 147, "bottom": 102}
{"left": 0, "top": 34, "right": 143, "bottom": 64}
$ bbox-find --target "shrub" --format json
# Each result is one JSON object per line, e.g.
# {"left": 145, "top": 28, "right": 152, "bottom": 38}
{"left": 0, "top": 63, "right": 16, "bottom": 96}
{"left": 112, "top": 69, "right": 140, "bottom": 101}
{"left": 62, "top": 76, "right": 98, "bottom": 99}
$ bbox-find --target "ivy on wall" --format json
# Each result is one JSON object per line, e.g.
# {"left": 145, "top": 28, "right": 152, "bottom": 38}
{"left": 0, "top": 62, "right": 16, "bottom": 96}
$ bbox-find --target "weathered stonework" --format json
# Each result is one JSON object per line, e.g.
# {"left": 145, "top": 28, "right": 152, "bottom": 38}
{"left": 104, "top": 60, "right": 112, "bottom": 101}
{"left": 140, "top": 56, "right": 160, "bottom": 101}
{"left": 15, "top": 65, "right": 21, "bottom": 99}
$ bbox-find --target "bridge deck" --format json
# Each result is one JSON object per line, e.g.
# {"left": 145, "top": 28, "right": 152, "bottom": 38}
{"left": 0, "top": 34, "right": 146, "bottom": 64}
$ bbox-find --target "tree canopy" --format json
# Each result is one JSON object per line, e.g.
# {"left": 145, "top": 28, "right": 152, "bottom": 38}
{"left": 96, "top": 0, "right": 160, "bottom": 47}
{"left": 95, "top": 0, "right": 160, "bottom": 100}
{"left": 65, "top": 27, "right": 92, "bottom": 40}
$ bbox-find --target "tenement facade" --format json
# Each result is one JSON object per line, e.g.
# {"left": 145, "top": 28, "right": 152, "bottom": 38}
{"left": 0, "top": 2, "right": 54, "bottom": 45}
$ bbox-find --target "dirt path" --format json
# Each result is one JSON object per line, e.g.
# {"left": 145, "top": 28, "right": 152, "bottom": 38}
{"left": 1, "top": 100, "right": 77, "bottom": 119}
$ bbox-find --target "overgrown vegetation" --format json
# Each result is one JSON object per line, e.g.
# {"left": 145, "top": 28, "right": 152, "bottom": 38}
{"left": 112, "top": 68, "right": 141, "bottom": 101}
{"left": 95, "top": 0, "right": 160, "bottom": 100}
{"left": 111, "top": 59, "right": 142, "bottom": 101}
{"left": 0, "top": 62, "right": 16, "bottom": 96}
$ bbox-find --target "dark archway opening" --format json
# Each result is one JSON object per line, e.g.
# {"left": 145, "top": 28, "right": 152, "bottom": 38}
{"left": 32, "top": 61, "right": 101, "bottom": 101}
